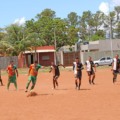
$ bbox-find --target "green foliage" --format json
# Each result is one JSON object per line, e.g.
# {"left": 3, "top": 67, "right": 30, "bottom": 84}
{"left": 115, "top": 22, "right": 120, "bottom": 38}
{"left": 0, "top": 6, "right": 120, "bottom": 56}
{"left": 90, "top": 34, "right": 104, "bottom": 41}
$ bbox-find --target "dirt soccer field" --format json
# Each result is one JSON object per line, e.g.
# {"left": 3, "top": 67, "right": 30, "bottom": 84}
{"left": 0, "top": 67, "right": 120, "bottom": 120}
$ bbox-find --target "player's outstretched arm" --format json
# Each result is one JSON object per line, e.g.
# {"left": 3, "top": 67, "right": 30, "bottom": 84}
{"left": 59, "top": 64, "right": 65, "bottom": 68}
{"left": 93, "top": 63, "right": 96, "bottom": 72}
{"left": 6, "top": 67, "right": 8, "bottom": 74}
{"left": 81, "top": 64, "right": 84, "bottom": 70}
{"left": 28, "top": 68, "right": 31, "bottom": 76}
{"left": 41, "top": 66, "right": 45, "bottom": 69}
{"left": 111, "top": 59, "right": 114, "bottom": 71}
{"left": 16, "top": 69, "right": 19, "bottom": 77}
{"left": 0, "top": 68, "right": 1, "bottom": 76}
{"left": 94, "top": 66, "right": 96, "bottom": 72}
{"left": 85, "top": 62, "right": 87, "bottom": 70}
{"left": 49, "top": 67, "right": 52, "bottom": 73}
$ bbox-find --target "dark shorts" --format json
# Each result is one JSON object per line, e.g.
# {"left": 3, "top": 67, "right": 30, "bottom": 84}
{"left": 75, "top": 72, "right": 82, "bottom": 79}
{"left": 53, "top": 74, "right": 60, "bottom": 80}
{"left": 113, "top": 70, "right": 119, "bottom": 75}
{"left": 87, "top": 70, "right": 95, "bottom": 76}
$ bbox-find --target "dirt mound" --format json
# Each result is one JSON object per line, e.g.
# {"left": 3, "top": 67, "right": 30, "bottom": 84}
{"left": 27, "top": 91, "right": 38, "bottom": 97}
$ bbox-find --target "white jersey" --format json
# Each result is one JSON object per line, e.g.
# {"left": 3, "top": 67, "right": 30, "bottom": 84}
{"left": 113, "top": 58, "right": 117, "bottom": 70}
{"left": 73, "top": 62, "right": 77, "bottom": 75}
{"left": 86, "top": 60, "right": 91, "bottom": 71}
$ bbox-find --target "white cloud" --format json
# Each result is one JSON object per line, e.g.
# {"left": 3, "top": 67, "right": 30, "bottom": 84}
{"left": 13, "top": 17, "right": 26, "bottom": 26}
{"left": 99, "top": 1, "right": 120, "bottom": 15}
{"left": 99, "top": 2, "right": 109, "bottom": 15}
{"left": 112, "top": 0, "right": 120, "bottom": 6}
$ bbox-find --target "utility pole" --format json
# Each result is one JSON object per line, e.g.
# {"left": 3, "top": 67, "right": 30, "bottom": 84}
{"left": 109, "top": 1, "right": 113, "bottom": 58}
{"left": 53, "top": 27, "right": 57, "bottom": 65}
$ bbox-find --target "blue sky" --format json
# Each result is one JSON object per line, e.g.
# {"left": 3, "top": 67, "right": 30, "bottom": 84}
{"left": 0, "top": 0, "right": 120, "bottom": 27}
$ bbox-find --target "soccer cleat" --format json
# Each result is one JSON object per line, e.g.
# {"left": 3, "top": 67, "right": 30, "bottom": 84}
{"left": 78, "top": 87, "right": 80, "bottom": 90}
{"left": 113, "top": 78, "right": 116, "bottom": 83}
{"left": 25, "top": 90, "right": 28, "bottom": 92}
{"left": 92, "top": 81, "right": 95, "bottom": 85}
{"left": 75, "top": 86, "right": 78, "bottom": 90}
{"left": 89, "top": 80, "right": 91, "bottom": 84}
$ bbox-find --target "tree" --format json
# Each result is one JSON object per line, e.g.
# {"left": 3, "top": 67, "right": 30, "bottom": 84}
{"left": 0, "top": 40, "right": 14, "bottom": 56}
{"left": 115, "top": 22, "right": 120, "bottom": 38}
{"left": 103, "top": 11, "right": 116, "bottom": 39}
{"left": 114, "top": 6, "right": 120, "bottom": 22}
{"left": 51, "top": 18, "right": 69, "bottom": 49}
{"left": 0, "top": 7, "right": 120, "bottom": 57}
{"left": 91, "top": 30, "right": 105, "bottom": 41}
{"left": 0, "top": 28, "right": 6, "bottom": 41}
{"left": 36, "top": 8, "right": 56, "bottom": 19}
{"left": 67, "top": 12, "right": 79, "bottom": 27}
{"left": 80, "top": 11, "right": 94, "bottom": 41}
{"left": 26, "top": 10, "right": 69, "bottom": 50}
{"left": 92, "top": 11, "right": 104, "bottom": 32}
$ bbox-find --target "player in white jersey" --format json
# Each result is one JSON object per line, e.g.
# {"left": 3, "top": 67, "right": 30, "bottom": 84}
{"left": 111, "top": 54, "right": 120, "bottom": 83}
{"left": 85, "top": 56, "right": 96, "bottom": 84}
{"left": 73, "top": 57, "right": 84, "bottom": 90}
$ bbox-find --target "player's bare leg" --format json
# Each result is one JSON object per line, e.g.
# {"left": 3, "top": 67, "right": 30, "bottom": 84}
{"left": 88, "top": 75, "right": 91, "bottom": 84}
{"left": 55, "top": 76, "right": 59, "bottom": 87}
{"left": 53, "top": 76, "right": 56, "bottom": 89}
{"left": 78, "top": 78, "right": 81, "bottom": 90}
{"left": 0, "top": 78, "right": 3, "bottom": 86}
{"left": 113, "top": 73, "right": 117, "bottom": 83}
{"left": 25, "top": 81, "right": 31, "bottom": 92}
{"left": 92, "top": 74, "right": 95, "bottom": 84}
{"left": 30, "top": 80, "right": 36, "bottom": 91}
{"left": 30, "top": 83, "right": 35, "bottom": 91}
{"left": 75, "top": 79, "right": 78, "bottom": 89}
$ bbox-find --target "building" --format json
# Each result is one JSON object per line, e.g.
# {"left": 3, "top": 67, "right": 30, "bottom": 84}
{"left": 18, "top": 46, "right": 55, "bottom": 67}
{"left": 80, "top": 39, "right": 120, "bottom": 52}
{"left": 57, "top": 39, "right": 120, "bottom": 65}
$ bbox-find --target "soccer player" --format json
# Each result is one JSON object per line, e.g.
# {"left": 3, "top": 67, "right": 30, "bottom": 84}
{"left": 73, "top": 57, "right": 84, "bottom": 90}
{"left": 0, "top": 77, "right": 3, "bottom": 86}
{"left": 85, "top": 56, "right": 96, "bottom": 85}
{"left": 111, "top": 54, "right": 120, "bottom": 83}
{"left": 0, "top": 73, "right": 3, "bottom": 86}
{"left": 49, "top": 62, "right": 65, "bottom": 89}
{"left": 25, "top": 61, "right": 44, "bottom": 92}
{"left": 6, "top": 61, "right": 18, "bottom": 90}
{"left": 0, "top": 68, "right": 3, "bottom": 86}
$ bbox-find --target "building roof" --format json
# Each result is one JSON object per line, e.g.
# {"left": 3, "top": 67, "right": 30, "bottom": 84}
{"left": 36, "top": 46, "right": 55, "bottom": 50}
{"left": 25, "top": 46, "right": 55, "bottom": 54}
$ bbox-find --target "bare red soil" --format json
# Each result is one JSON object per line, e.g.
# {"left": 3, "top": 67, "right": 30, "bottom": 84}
{"left": 0, "top": 68, "right": 120, "bottom": 120}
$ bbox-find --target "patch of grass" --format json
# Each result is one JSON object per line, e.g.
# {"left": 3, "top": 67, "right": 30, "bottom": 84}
{"left": 1, "top": 65, "right": 111, "bottom": 76}
{"left": 95, "top": 65, "right": 111, "bottom": 69}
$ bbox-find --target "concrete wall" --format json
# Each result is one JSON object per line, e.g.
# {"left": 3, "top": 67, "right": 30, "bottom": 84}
{"left": 80, "top": 39, "right": 120, "bottom": 52}
{"left": 56, "top": 50, "right": 120, "bottom": 66}
{"left": 0, "top": 56, "right": 18, "bottom": 69}
{"left": 56, "top": 51, "right": 80, "bottom": 66}
{"left": 25, "top": 52, "right": 54, "bottom": 67}
{"left": 80, "top": 50, "right": 120, "bottom": 64}
{"left": 99, "top": 39, "right": 120, "bottom": 51}
{"left": 39, "top": 52, "right": 54, "bottom": 66}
